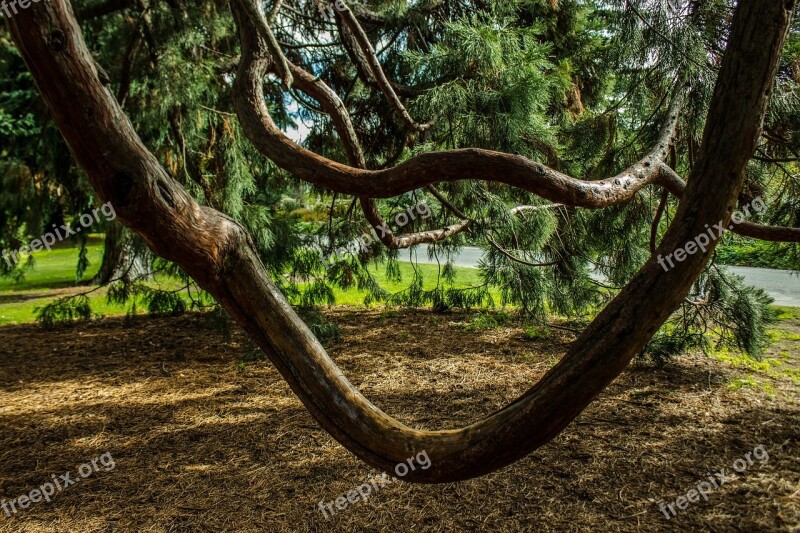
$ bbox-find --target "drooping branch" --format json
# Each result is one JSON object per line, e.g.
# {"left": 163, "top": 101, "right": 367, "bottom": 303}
{"left": 337, "top": 4, "right": 433, "bottom": 131}
{"left": 250, "top": 14, "right": 469, "bottom": 251}
{"left": 116, "top": 20, "right": 144, "bottom": 107}
{"left": 261, "top": 9, "right": 293, "bottom": 89}
{"left": 286, "top": 62, "right": 365, "bottom": 166}
{"left": 359, "top": 196, "right": 471, "bottom": 249}
{"left": 426, "top": 185, "right": 469, "bottom": 219}
{"left": 168, "top": 108, "right": 220, "bottom": 210}
{"left": 234, "top": 2, "right": 800, "bottom": 244}
{"left": 8, "top": 0, "right": 795, "bottom": 484}
{"left": 286, "top": 51, "right": 472, "bottom": 248}
{"left": 486, "top": 235, "right": 561, "bottom": 268}
{"left": 233, "top": 0, "right": 687, "bottom": 209}
{"left": 339, "top": 25, "right": 422, "bottom": 98}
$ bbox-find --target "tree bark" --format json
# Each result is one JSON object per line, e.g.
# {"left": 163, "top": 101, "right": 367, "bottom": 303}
{"left": 6, "top": 0, "right": 795, "bottom": 482}
{"left": 90, "top": 222, "right": 149, "bottom": 285}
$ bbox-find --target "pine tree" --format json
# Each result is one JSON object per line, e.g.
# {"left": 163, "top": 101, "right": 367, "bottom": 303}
{"left": 6, "top": 0, "right": 796, "bottom": 481}
{"left": 3, "top": 0, "right": 798, "bottom": 357}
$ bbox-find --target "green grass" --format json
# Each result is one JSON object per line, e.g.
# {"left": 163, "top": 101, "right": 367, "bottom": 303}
{"left": 0, "top": 236, "right": 104, "bottom": 292}
{"left": 319, "top": 261, "right": 491, "bottom": 306}
{"left": 3, "top": 239, "right": 797, "bottom": 350}
{"left": 772, "top": 306, "right": 800, "bottom": 322}
{"left": 0, "top": 238, "right": 195, "bottom": 325}
{"left": 0, "top": 240, "right": 498, "bottom": 326}
{"left": 709, "top": 347, "right": 783, "bottom": 373}
{"left": 0, "top": 238, "right": 102, "bottom": 325}
{"left": 726, "top": 376, "right": 775, "bottom": 396}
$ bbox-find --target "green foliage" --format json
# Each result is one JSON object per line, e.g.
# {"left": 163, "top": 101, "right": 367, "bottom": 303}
{"left": 717, "top": 240, "right": 799, "bottom": 271}
{"left": 142, "top": 290, "right": 188, "bottom": 318}
{"left": 35, "top": 294, "right": 93, "bottom": 329}
{"left": 522, "top": 325, "right": 552, "bottom": 341}
{"left": 465, "top": 311, "right": 512, "bottom": 332}
{"left": 641, "top": 268, "right": 776, "bottom": 365}
{"left": 410, "top": 18, "right": 561, "bottom": 156}
{"left": 4, "top": 0, "right": 799, "bottom": 366}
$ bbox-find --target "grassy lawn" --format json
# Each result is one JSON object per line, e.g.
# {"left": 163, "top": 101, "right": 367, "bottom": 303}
{"left": 0, "top": 235, "right": 105, "bottom": 292}
{"left": 3, "top": 239, "right": 795, "bottom": 341}
{"left": 322, "top": 260, "right": 490, "bottom": 306}
{"left": 0, "top": 240, "right": 495, "bottom": 325}
{"left": 0, "top": 238, "right": 194, "bottom": 325}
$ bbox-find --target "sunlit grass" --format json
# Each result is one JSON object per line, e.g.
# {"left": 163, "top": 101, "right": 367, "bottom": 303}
{"left": 0, "top": 235, "right": 104, "bottom": 292}
{"left": 727, "top": 376, "right": 775, "bottom": 396}
{"left": 313, "top": 261, "right": 491, "bottom": 306}
{"left": 0, "top": 240, "right": 499, "bottom": 325}
{"left": 1, "top": 239, "right": 797, "bottom": 335}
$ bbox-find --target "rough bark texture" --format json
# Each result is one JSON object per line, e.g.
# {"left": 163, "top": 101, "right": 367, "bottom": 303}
{"left": 90, "top": 222, "right": 149, "bottom": 285}
{"left": 7, "top": 0, "right": 795, "bottom": 482}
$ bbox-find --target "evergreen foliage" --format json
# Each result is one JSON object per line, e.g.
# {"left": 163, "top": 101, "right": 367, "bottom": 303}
{"left": 1, "top": 0, "right": 798, "bottom": 362}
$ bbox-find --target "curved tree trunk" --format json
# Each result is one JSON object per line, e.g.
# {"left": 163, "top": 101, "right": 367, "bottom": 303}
{"left": 90, "top": 222, "right": 124, "bottom": 285}
{"left": 90, "top": 221, "right": 149, "bottom": 285}
{"left": 6, "top": 0, "right": 795, "bottom": 482}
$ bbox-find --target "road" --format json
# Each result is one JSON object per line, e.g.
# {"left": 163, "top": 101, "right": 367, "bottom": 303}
{"left": 406, "top": 245, "right": 800, "bottom": 307}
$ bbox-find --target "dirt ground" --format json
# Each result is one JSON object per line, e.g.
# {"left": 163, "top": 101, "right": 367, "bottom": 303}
{"left": 0, "top": 307, "right": 797, "bottom": 532}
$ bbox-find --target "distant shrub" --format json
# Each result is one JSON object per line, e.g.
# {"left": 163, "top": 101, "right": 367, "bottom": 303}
{"left": 465, "top": 311, "right": 512, "bottom": 331}
{"left": 716, "top": 241, "right": 797, "bottom": 270}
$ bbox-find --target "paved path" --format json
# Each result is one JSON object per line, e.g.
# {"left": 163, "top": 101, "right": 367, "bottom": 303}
{"left": 407, "top": 245, "right": 800, "bottom": 307}
{"left": 726, "top": 266, "right": 800, "bottom": 307}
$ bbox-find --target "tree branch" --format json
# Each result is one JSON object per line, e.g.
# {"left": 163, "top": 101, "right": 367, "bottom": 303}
{"left": 233, "top": 2, "right": 686, "bottom": 209}
{"left": 658, "top": 164, "right": 800, "bottom": 242}
{"left": 287, "top": 58, "right": 472, "bottom": 248}
{"left": 335, "top": 3, "right": 432, "bottom": 130}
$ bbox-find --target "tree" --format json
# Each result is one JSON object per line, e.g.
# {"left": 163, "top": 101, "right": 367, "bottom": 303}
{"left": 1, "top": 0, "right": 299, "bottom": 290}
{"left": 2, "top": 1, "right": 794, "bottom": 349}
{"left": 5, "top": 0, "right": 798, "bottom": 482}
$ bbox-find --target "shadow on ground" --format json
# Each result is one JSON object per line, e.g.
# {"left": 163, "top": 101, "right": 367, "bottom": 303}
{"left": 0, "top": 309, "right": 797, "bottom": 532}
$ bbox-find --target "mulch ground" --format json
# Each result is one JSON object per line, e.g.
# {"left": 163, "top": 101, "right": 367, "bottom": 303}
{"left": 0, "top": 308, "right": 797, "bottom": 532}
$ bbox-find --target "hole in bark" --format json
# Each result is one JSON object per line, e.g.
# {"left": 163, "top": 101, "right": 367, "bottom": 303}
{"left": 157, "top": 180, "right": 176, "bottom": 209}
{"left": 111, "top": 171, "right": 135, "bottom": 207}
{"left": 47, "top": 30, "right": 67, "bottom": 52}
